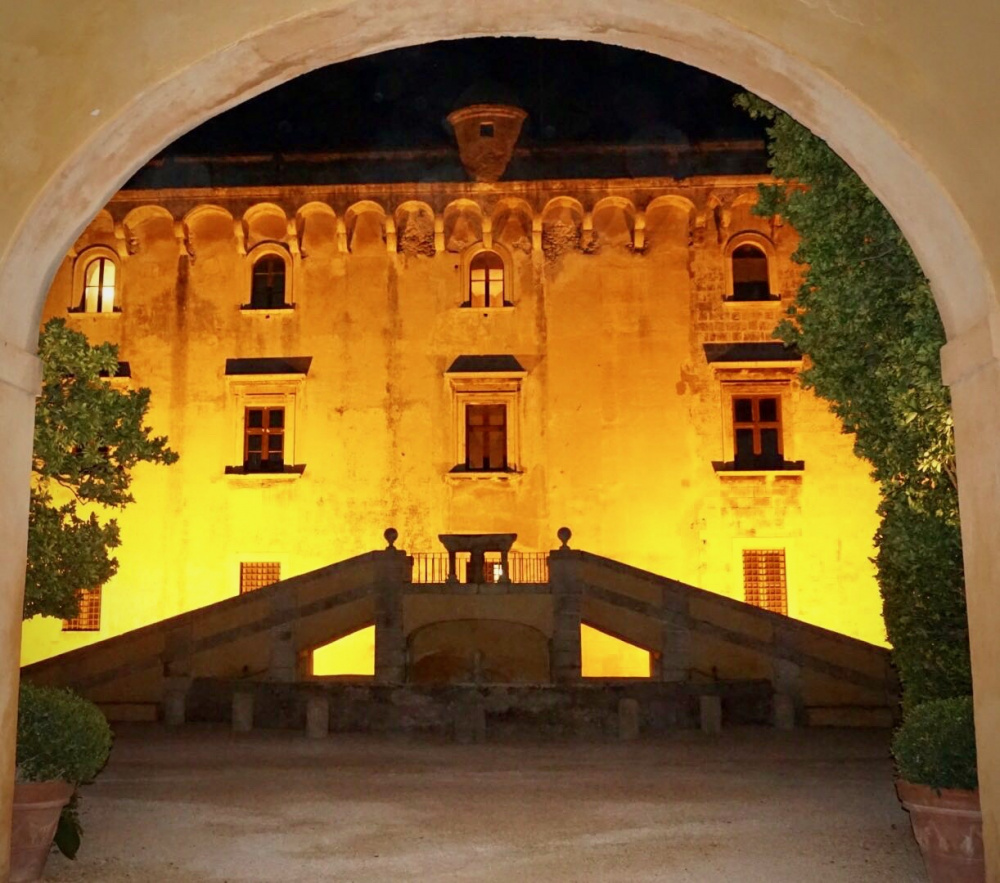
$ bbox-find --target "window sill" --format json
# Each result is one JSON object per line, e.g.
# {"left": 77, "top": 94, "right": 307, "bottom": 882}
{"left": 722, "top": 297, "right": 782, "bottom": 306}
{"left": 240, "top": 305, "right": 296, "bottom": 315}
{"left": 713, "top": 461, "right": 804, "bottom": 478}
{"left": 225, "top": 465, "right": 305, "bottom": 482}
{"left": 445, "top": 468, "right": 522, "bottom": 483}
{"left": 458, "top": 304, "right": 514, "bottom": 313}
{"left": 67, "top": 309, "right": 122, "bottom": 317}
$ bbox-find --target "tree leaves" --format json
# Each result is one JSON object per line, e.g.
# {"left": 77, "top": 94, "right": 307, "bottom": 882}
{"left": 25, "top": 319, "right": 177, "bottom": 621}
{"left": 736, "top": 94, "right": 969, "bottom": 707}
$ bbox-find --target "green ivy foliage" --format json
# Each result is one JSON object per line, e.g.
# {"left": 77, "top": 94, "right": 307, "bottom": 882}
{"left": 16, "top": 683, "right": 112, "bottom": 784}
{"left": 25, "top": 319, "right": 178, "bottom": 620}
{"left": 734, "top": 95, "right": 970, "bottom": 711}
{"left": 892, "top": 696, "right": 978, "bottom": 790}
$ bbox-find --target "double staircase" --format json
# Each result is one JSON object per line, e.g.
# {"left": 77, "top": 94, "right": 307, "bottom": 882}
{"left": 22, "top": 531, "right": 897, "bottom": 731}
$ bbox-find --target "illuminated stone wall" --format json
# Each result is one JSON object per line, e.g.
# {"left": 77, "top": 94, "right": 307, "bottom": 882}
{"left": 20, "top": 172, "right": 883, "bottom": 666}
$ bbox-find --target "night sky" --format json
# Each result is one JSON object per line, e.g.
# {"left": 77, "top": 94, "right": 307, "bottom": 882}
{"left": 168, "top": 38, "right": 765, "bottom": 156}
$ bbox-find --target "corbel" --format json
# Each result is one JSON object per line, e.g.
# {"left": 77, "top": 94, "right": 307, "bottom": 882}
{"left": 233, "top": 219, "right": 247, "bottom": 256}
{"left": 385, "top": 217, "right": 397, "bottom": 253}
{"left": 633, "top": 211, "right": 646, "bottom": 251}
{"left": 336, "top": 217, "right": 347, "bottom": 254}
{"left": 770, "top": 213, "right": 785, "bottom": 243}
{"left": 174, "top": 221, "right": 194, "bottom": 260}
{"left": 582, "top": 211, "right": 594, "bottom": 251}
{"left": 434, "top": 215, "right": 445, "bottom": 254}
{"left": 113, "top": 221, "right": 136, "bottom": 258}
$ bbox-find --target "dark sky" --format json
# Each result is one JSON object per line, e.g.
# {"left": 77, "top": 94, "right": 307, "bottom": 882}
{"left": 168, "top": 38, "right": 765, "bottom": 156}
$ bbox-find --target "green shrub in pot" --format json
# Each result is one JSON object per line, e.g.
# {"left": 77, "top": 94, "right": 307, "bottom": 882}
{"left": 16, "top": 683, "right": 113, "bottom": 857}
{"left": 892, "top": 696, "right": 978, "bottom": 792}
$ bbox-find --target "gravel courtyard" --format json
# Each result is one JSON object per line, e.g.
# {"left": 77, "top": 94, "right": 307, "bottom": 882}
{"left": 45, "top": 724, "right": 927, "bottom": 882}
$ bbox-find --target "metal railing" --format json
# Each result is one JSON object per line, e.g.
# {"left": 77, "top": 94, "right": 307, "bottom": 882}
{"left": 411, "top": 551, "right": 549, "bottom": 584}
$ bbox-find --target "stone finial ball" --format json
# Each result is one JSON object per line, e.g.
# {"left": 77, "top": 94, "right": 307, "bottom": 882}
{"left": 384, "top": 527, "right": 399, "bottom": 548}
{"left": 557, "top": 526, "right": 572, "bottom": 548}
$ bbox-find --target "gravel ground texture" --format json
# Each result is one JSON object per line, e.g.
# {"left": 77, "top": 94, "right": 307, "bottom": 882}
{"left": 44, "top": 724, "right": 927, "bottom": 882}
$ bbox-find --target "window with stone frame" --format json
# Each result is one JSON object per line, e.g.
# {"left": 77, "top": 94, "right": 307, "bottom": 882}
{"left": 707, "top": 348, "right": 802, "bottom": 474}
{"left": 224, "top": 358, "right": 309, "bottom": 478}
{"left": 249, "top": 254, "right": 287, "bottom": 309}
{"left": 732, "top": 394, "right": 784, "bottom": 470}
{"left": 445, "top": 355, "right": 525, "bottom": 476}
{"left": 240, "top": 562, "right": 281, "bottom": 594}
{"left": 742, "top": 549, "right": 788, "bottom": 614}
{"left": 62, "top": 587, "right": 102, "bottom": 631}
{"left": 243, "top": 406, "right": 285, "bottom": 473}
{"left": 466, "top": 250, "right": 507, "bottom": 308}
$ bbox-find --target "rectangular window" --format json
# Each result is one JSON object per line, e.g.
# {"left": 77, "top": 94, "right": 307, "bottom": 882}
{"left": 244, "top": 407, "right": 285, "bottom": 472}
{"left": 465, "top": 404, "right": 507, "bottom": 471}
{"left": 742, "top": 550, "right": 787, "bottom": 615}
{"left": 733, "top": 395, "right": 783, "bottom": 469}
{"left": 62, "top": 587, "right": 102, "bottom": 631}
{"left": 240, "top": 562, "right": 281, "bottom": 595}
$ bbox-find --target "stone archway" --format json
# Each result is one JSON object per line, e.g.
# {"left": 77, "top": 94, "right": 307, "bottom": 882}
{"left": 3, "top": 2, "right": 1000, "bottom": 876}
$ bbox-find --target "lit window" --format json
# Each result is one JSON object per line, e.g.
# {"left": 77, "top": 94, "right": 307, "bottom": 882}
{"left": 731, "top": 243, "right": 771, "bottom": 301}
{"left": 81, "top": 257, "right": 117, "bottom": 313}
{"left": 240, "top": 562, "right": 281, "bottom": 595}
{"left": 467, "top": 251, "right": 506, "bottom": 308}
{"left": 62, "top": 587, "right": 102, "bottom": 631}
{"left": 244, "top": 406, "right": 285, "bottom": 472}
{"left": 733, "top": 395, "right": 783, "bottom": 470}
{"left": 249, "top": 255, "right": 287, "bottom": 309}
{"left": 743, "top": 549, "right": 787, "bottom": 614}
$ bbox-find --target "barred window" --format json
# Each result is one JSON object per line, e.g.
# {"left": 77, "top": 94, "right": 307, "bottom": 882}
{"left": 240, "top": 562, "right": 281, "bottom": 595}
{"left": 742, "top": 549, "right": 787, "bottom": 615}
{"left": 62, "top": 587, "right": 102, "bottom": 631}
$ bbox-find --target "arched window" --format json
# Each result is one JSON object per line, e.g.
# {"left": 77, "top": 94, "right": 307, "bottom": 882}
{"left": 467, "top": 251, "right": 506, "bottom": 308}
{"left": 250, "top": 255, "right": 287, "bottom": 309}
{"left": 731, "top": 244, "right": 771, "bottom": 301}
{"left": 81, "top": 256, "right": 117, "bottom": 313}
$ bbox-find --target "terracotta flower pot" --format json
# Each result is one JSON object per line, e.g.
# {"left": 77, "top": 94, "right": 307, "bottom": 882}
{"left": 897, "top": 780, "right": 984, "bottom": 883}
{"left": 10, "top": 780, "right": 74, "bottom": 883}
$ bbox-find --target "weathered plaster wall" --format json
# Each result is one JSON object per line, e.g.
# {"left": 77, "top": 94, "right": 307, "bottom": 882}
{"left": 21, "top": 175, "right": 883, "bottom": 667}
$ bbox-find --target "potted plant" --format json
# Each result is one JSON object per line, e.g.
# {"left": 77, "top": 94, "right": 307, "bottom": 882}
{"left": 732, "top": 96, "right": 978, "bottom": 879}
{"left": 893, "top": 696, "right": 982, "bottom": 883}
{"left": 12, "top": 682, "right": 113, "bottom": 882}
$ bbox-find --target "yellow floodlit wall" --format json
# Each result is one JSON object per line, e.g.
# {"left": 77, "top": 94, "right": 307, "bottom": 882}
{"left": 311, "top": 626, "right": 376, "bottom": 676}
{"left": 581, "top": 625, "right": 651, "bottom": 678}
{"left": 21, "top": 172, "right": 884, "bottom": 669}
